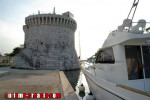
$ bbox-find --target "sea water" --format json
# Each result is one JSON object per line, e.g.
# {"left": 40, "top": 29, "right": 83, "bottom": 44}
{"left": 64, "top": 70, "right": 90, "bottom": 100}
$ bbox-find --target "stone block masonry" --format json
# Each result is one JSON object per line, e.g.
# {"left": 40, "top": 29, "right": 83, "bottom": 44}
{"left": 14, "top": 11, "right": 80, "bottom": 70}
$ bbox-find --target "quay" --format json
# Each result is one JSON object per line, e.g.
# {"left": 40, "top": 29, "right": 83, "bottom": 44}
{"left": 0, "top": 67, "right": 79, "bottom": 100}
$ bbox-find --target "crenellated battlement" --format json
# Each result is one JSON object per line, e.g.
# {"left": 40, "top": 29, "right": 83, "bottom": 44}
{"left": 25, "top": 13, "right": 77, "bottom": 31}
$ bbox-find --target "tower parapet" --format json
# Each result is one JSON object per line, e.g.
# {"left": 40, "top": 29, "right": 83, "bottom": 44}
{"left": 24, "top": 11, "right": 77, "bottom": 31}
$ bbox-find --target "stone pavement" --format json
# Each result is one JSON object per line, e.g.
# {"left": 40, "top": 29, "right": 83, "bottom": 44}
{"left": 0, "top": 67, "right": 79, "bottom": 100}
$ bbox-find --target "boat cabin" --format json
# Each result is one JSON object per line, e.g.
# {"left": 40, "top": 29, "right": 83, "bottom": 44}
{"left": 92, "top": 19, "right": 150, "bottom": 93}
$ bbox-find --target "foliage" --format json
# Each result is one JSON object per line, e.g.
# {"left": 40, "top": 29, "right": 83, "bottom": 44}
{"left": 4, "top": 44, "right": 23, "bottom": 57}
{"left": 146, "top": 27, "right": 150, "bottom": 33}
{"left": 0, "top": 62, "right": 14, "bottom": 67}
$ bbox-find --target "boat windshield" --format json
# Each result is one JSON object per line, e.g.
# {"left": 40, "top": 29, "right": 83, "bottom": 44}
{"left": 125, "top": 45, "right": 150, "bottom": 80}
{"left": 95, "top": 47, "right": 115, "bottom": 64}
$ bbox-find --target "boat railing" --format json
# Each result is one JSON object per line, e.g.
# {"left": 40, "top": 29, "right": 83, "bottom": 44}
{"left": 80, "top": 60, "right": 93, "bottom": 69}
{"left": 117, "top": 19, "right": 150, "bottom": 34}
{"left": 132, "top": 21, "right": 150, "bottom": 33}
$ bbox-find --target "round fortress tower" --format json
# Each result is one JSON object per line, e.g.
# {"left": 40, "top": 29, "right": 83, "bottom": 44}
{"left": 14, "top": 10, "right": 80, "bottom": 70}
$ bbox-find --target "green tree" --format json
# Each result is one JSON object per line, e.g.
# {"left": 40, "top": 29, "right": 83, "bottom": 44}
{"left": 146, "top": 27, "right": 150, "bottom": 33}
{"left": 5, "top": 44, "right": 23, "bottom": 57}
{"left": 11, "top": 47, "right": 21, "bottom": 56}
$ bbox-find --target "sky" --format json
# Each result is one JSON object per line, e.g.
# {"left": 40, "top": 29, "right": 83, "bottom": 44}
{"left": 0, "top": 0, "right": 150, "bottom": 59}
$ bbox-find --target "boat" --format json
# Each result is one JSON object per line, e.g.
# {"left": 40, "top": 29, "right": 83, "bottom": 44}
{"left": 83, "top": 0, "right": 150, "bottom": 100}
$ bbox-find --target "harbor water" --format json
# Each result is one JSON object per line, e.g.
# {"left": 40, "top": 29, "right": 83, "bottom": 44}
{"left": 64, "top": 70, "right": 90, "bottom": 100}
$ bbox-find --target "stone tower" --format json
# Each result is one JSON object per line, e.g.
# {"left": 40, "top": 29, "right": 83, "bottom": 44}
{"left": 14, "top": 10, "right": 80, "bottom": 70}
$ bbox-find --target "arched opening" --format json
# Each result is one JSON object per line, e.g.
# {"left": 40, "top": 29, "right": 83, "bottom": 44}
{"left": 59, "top": 18, "right": 61, "bottom": 24}
{"left": 40, "top": 17, "right": 42, "bottom": 24}
{"left": 65, "top": 19, "right": 67, "bottom": 25}
{"left": 36, "top": 17, "right": 38, "bottom": 24}
{"left": 47, "top": 17, "right": 50, "bottom": 24}
{"left": 44, "top": 17, "right": 46, "bottom": 24}
{"left": 55, "top": 17, "right": 57, "bottom": 24}
{"left": 62, "top": 19, "right": 64, "bottom": 24}
{"left": 68, "top": 20, "right": 70, "bottom": 25}
{"left": 51, "top": 17, "right": 54, "bottom": 23}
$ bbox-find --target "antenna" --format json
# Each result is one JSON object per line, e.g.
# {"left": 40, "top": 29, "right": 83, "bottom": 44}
{"left": 53, "top": 7, "right": 56, "bottom": 14}
{"left": 78, "top": 31, "right": 81, "bottom": 59}
{"left": 124, "top": 0, "right": 140, "bottom": 30}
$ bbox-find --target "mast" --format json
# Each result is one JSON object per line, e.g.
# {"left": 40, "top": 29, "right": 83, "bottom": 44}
{"left": 53, "top": 7, "right": 56, "bottom": 14}
{"left": 78, "top": 31, "right": 81, "bottom": 59}
{"left": 124, "top": 0, "right": 140, "bottom": 29}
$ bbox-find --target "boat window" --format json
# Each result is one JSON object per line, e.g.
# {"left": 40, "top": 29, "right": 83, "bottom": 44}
{"left": 125, "top": 45, "right": 143, "bottom": 80}
{"left": 142, "top": 46, "right": 150, "bottom": 78}
{"left": 95, "top": 47, "right": 115, "bottom": 64}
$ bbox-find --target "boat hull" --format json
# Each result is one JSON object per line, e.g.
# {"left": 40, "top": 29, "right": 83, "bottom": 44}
{"left": 83, "top": 70, "right": 150, "bottom": 100}
{"left": 85, "top": 73, "right": 124, "bottom": 100}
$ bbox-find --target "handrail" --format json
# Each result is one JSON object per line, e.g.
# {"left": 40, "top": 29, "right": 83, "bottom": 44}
{"left": 117, "top": 84, "right": 150, "bottom": 97}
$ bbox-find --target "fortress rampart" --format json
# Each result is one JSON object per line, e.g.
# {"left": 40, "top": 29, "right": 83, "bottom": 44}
{"left": 14, "top": 11, "right": 80, "bottom": 70}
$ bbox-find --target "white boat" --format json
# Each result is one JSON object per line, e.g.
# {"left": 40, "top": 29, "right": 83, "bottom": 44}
{"left": 83, "top": 19, "right": 150, "bottom": 100}
{"left": 83, "top": 1, "right": 150, "bottom": 100}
